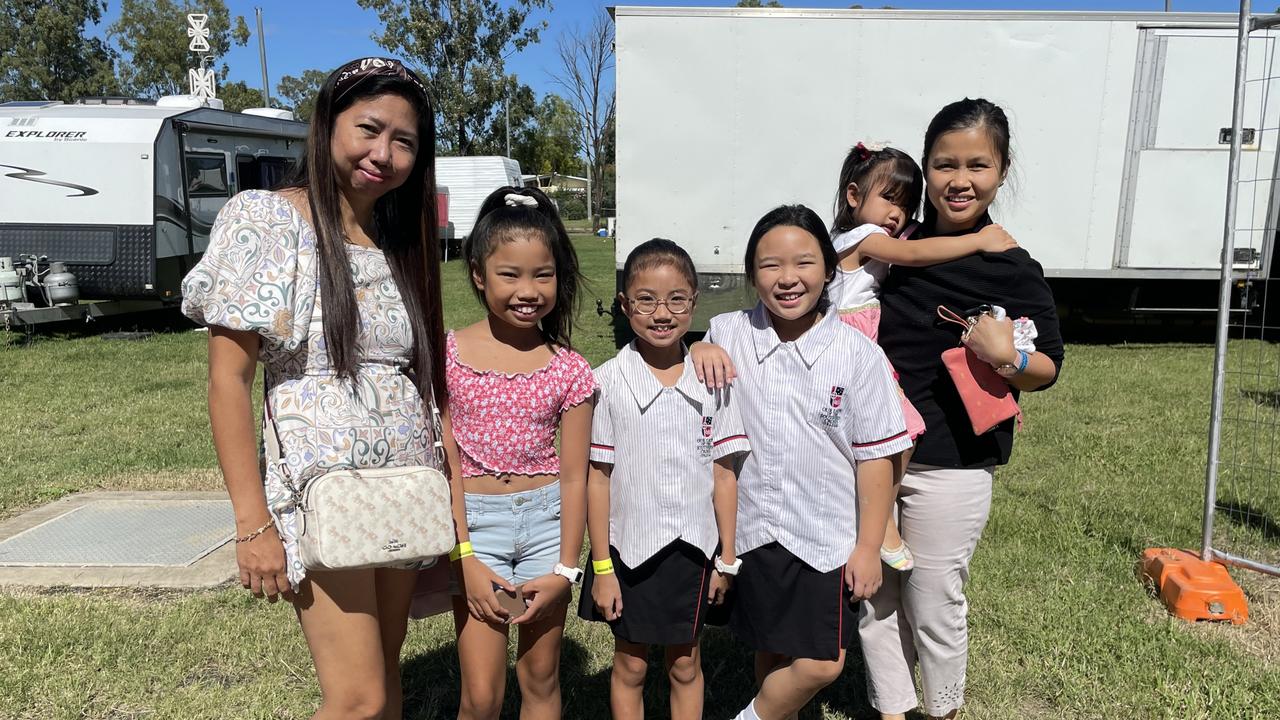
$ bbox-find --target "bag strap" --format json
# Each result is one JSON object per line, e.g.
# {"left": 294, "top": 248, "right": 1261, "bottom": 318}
{"left": 262, "top": 367, "right": 447, "bottom": 505}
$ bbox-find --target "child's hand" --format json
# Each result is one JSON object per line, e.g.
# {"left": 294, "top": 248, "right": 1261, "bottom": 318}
{"left": 976, "top": 223, "right": 1018, "bottom": 254}
{"left": 689, "top": 340, "right": 736, "bottom": 389}
{"left": 709, "top": 570, "right": 733, "bottom": 605}
{"left": 510, "top": 573, "right": 571, "bottom": 625}
{"left": 591, "top": 572, "right": 624, "bottom": 620}
{"left": 460, "top": 556, "right": 515, "bottom": 625}
{"left": 845, "top": 544, "right": 883, "bottom": 601}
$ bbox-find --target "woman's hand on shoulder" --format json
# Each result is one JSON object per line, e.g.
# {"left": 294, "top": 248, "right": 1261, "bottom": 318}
{"left": 510, "top": 572, "right": 572, "bottom": 625}
{"left": 459, "top": 555, "right": 517, "bottom": 625}
{"left": 689, "top": 340, "right": 736, "bottom": 389}
{"left": 976, "top": 223, "right": 1018, "bottom": 254}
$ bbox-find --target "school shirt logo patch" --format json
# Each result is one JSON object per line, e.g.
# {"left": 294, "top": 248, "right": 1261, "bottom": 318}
{"left": 697, "top": 416, "right": 714, "bottom": 458}
{"left": 818, "top": 386, "right": 845, "bottom": 428}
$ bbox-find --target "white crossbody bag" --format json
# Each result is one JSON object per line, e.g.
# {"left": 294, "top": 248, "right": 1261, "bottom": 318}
{"left": 264, "top": 377, "right": 455, "bottom": 571}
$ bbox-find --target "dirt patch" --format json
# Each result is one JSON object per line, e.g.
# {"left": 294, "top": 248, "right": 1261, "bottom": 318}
{"left": 1192, "top": 571, "right": 1280, "bottom": 664}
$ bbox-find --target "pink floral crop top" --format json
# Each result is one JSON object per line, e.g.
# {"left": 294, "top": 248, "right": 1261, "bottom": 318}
{"left": 446, "top": 331, "right": 597, "bottom": 478}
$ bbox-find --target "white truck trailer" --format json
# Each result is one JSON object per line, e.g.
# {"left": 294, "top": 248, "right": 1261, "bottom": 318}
{"left": 0, "top": 98, "right": 307, "bottom": 325}
{"left": 435, "top": 156, "right": 525, "bottom": 240}
{"left": 612, "top": 6, "right": 1280, "bottom": 323}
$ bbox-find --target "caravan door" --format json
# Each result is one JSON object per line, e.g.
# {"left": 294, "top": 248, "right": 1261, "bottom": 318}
{"left": 1118, "top": 27, "right": 1280, "bottom": 273}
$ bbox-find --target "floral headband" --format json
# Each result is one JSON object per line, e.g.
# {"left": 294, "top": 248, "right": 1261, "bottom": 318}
{"left": 332, "top": 57, "right": 428, "bottom": 102}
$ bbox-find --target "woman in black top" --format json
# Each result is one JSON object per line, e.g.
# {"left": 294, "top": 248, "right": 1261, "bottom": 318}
{"left": 857, "top": 99, "right": 1064, "bottom": 720}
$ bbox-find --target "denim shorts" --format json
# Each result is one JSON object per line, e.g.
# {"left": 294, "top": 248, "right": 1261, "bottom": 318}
{"left": 464, "top": 481, "right": 562, "bottom": 585}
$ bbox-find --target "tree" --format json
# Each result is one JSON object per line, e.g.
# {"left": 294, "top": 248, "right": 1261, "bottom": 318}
{"left": 277, "top": 69, "right": 327, "bottom": 122}
{"left": 357, "top": 0, "right": 549, "bottom": 154}
{"left": 109, "top": 0, "right": 249, "bottom": 99}
{"left": 527, "top": 94, "right": 584, "bottom": 176}
{"left": 218, "top": 80, "right": 280, "bottom": 113}
{"left": 0, "top": 1, "right": 117, "bottom": 103}
{"left": 551, "top": 14, "right": 615, "bottom": 225}
{"left": 736, "top": 0, "right": 784, "bottom": 6}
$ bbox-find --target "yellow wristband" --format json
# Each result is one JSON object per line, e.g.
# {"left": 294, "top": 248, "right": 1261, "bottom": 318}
{"left": 592, "top": 558, "right": 615, "bottom": 575}
{"left": 449, "top": 541, "right": 474, "bottom": 562}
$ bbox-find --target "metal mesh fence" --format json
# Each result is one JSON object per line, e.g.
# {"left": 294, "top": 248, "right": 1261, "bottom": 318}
{"left": 1209, "top": 5, "right": 1280, "bottom": 578}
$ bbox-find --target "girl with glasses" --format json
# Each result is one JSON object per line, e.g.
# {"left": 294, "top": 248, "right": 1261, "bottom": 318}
{"left": 579, "top": 239, "right": 748, "bottom": 720}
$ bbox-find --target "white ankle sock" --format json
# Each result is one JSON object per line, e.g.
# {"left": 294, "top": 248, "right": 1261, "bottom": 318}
{"left": 733, "top": 699, "right": 762, "bottom": 720}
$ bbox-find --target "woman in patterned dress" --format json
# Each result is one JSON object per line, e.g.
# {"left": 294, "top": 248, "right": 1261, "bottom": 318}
{"left": 181, "top": 57, "right": 448, "bottom": 719}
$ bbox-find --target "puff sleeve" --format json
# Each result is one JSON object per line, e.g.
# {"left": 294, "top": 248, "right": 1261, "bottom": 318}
{"left": 180, "top": 190, "right": 315, "bottom": 351}
{"left": 559, "top": 352, "right": 598, "bottom": 412}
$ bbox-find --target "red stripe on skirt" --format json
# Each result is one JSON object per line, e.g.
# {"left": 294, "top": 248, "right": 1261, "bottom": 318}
{"left": 691, "top": 562, "right": 708, "bottom": 644}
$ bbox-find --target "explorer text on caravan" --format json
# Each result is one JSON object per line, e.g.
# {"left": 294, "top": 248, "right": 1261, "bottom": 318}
{"left": 5, "top": 130, "right": 88, "bottom": 139}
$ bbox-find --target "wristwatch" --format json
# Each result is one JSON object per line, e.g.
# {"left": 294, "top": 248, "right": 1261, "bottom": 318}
{"left": 714, "top": 555, "right": 742, "bottom": 576}
{"left": 996, "top": 350, "right": 1029, "bottom": 379}
{"left": 553, "top": 562, "right": 584, "bottom": 585}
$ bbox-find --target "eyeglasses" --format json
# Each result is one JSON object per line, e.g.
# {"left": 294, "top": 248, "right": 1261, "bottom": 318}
{"left": 627, "top": 296, "right": 694, "bottom": 315}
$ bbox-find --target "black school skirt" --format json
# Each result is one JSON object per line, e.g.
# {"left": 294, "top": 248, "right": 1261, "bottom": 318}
{"left": 728, "top": 542, "right": 856, "bottom": 661}
{"left": 578, "top": 540, "right": 714, "bottom": 646}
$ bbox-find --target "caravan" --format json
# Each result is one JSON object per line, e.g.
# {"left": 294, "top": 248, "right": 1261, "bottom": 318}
{"left": 0, "top": 97, "right": 307, "bottom": 324}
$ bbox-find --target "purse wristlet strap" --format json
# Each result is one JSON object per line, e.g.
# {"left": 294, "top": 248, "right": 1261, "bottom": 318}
{"left": 937, "top": 305, "right": 975, "bottom": 340}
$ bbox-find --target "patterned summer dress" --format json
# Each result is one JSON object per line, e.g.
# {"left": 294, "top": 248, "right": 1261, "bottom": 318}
{"left": 181, "top": 190, "right": 440, "bottom": 588}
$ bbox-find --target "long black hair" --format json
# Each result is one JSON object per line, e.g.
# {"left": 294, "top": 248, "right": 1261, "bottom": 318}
{"left": 464, "top": 186, "right": 583, "bottom": 348}
{"left": 832, "top": 144, "right": 923, "bottom": 233}
{"left": 921, "top": 98, "right": 1012, "bottom": 231}
{"left": 280, "top": 58, "right": 445, "bottom": 403}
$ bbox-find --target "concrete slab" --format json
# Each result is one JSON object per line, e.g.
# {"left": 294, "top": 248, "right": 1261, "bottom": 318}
{"left": 0, "top": 491, "right": 238, "bottom": 589}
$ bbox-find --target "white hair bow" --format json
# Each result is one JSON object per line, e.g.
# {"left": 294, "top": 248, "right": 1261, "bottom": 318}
{"left": 505, "top": 193, "right": 538, "bottom": 208}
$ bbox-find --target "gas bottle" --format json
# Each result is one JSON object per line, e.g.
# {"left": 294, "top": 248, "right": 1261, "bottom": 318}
{"left": 0, "top": 258, "right": 22, "bottom": 304}
{"left": 44, "top": 262, "right": 79, "bottom": 305}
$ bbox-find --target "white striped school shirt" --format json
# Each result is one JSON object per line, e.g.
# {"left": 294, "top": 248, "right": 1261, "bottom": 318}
{"left": 707, "top": 303, "right": 912, "bottom": 572}
{"left": 589, "top": 342, "right": 750, "bottom": 567}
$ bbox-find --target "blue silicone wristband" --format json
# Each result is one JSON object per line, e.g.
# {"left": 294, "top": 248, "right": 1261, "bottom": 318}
{"left": 1015, "top": 350, "right": 1030, "bottom": 374}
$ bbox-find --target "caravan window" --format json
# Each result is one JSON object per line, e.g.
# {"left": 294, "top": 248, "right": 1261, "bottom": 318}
{"left": 186, "top": 154, "right": 229, "bottom": 197}
{"left": 236, "top": 155, "right": 292, "bottom": 192}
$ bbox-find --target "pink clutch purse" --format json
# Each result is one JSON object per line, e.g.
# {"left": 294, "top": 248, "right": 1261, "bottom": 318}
{"left": 937, "top": 307, "right": 1021, "bottom": 436}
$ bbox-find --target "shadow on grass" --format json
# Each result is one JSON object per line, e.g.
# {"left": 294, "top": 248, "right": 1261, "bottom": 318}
{"left": 401, "top": 637, "right": 607, "bottom": 719}
{"left": 1242, "top": 388, "right": 1280, "bottom": 411}
{"left": 400, "top": 623, "right": 901, "bottom": 719}
{"left": 1, "top": 306, "right": 198, "bottom": 346}
{"left": 1218, "top": 498, "right": 1280, "bottom": 542}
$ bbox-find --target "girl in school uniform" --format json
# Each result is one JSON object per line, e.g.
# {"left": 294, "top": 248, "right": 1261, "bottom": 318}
{"left": 695, "top": 205, "right": 912, "bottom": 720}
{"left": 578, "top": 239, "right": 749, "bottom": 720}
{"left": 446, "top": 186, "right": 596, "bottom": 720}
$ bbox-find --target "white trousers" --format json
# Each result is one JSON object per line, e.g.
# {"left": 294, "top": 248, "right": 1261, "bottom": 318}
{"left": 857, "top": 464, "right": 994, "bottom": 716}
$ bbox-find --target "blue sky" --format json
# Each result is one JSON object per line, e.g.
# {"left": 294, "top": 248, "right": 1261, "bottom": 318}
{"left": 98, "top": 0, "right": 1245, "bottom": 101}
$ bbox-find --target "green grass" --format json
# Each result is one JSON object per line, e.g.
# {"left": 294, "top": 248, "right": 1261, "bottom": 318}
{"left": 1, "top": 237, "right": 1279, "bottom": 719}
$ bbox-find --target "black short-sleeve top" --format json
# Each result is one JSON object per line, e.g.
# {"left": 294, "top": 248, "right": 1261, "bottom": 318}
{"left": 877, "top": 216, "right": 1064, "bottom": 468}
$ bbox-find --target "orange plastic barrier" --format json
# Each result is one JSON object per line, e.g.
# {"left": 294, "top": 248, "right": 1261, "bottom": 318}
{"left": 1140, "top": 548, "right": 1248, "bottom": 625}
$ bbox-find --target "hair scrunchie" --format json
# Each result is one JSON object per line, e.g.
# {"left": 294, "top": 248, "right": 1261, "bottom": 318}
{"left": 504, "top": 193, "right": 539, "bottom": 208}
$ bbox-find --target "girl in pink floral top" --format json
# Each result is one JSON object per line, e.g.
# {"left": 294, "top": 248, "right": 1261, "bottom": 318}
{"left": 445, "top": 186, "right": 595, "bottom": 720}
